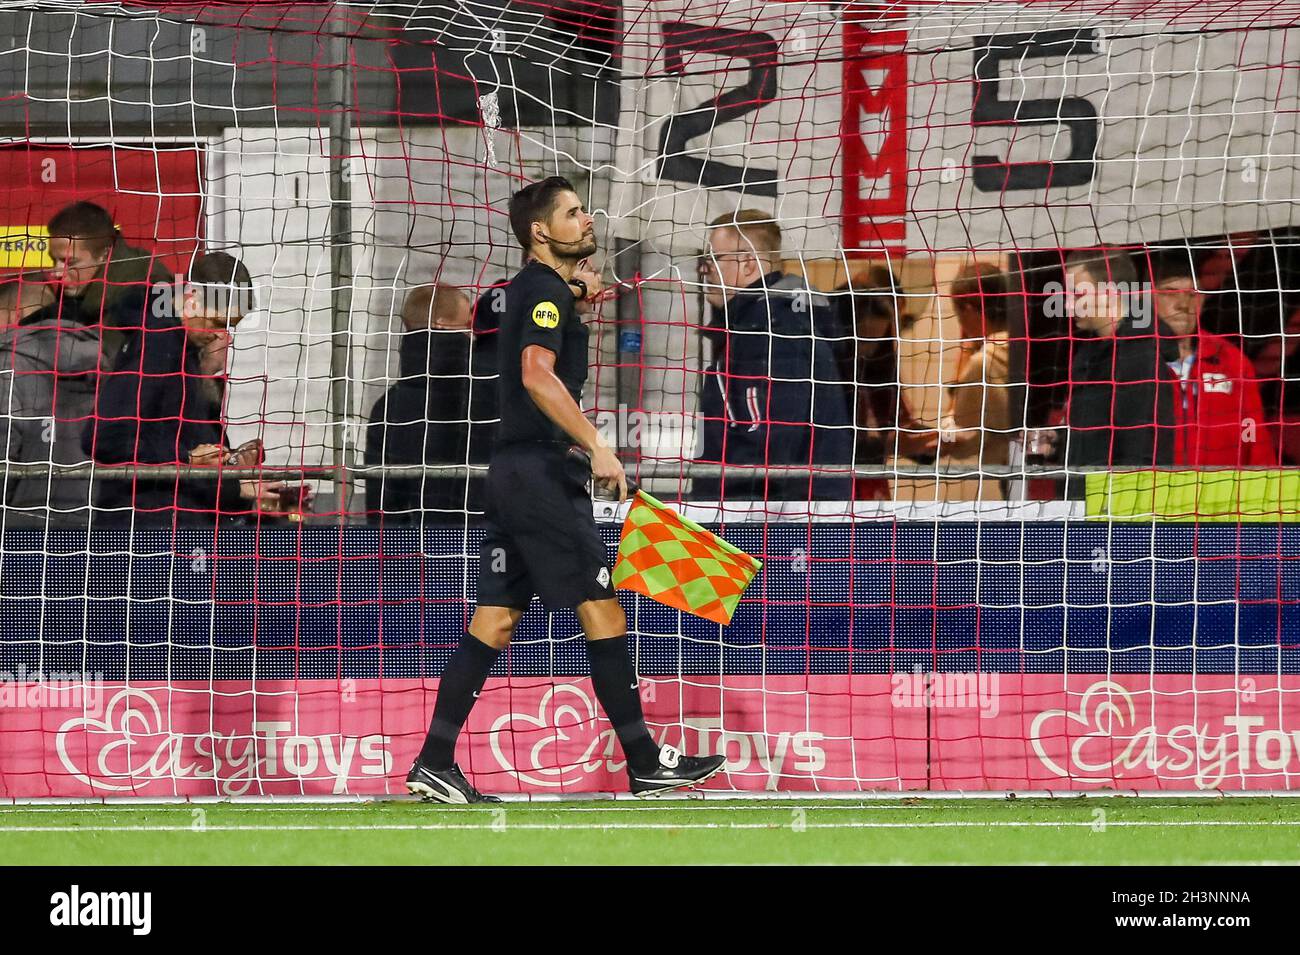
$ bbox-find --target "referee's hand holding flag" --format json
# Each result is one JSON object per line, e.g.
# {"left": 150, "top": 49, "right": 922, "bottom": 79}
{"left": 589, "top": 443, "right": 629, "bottom": 503}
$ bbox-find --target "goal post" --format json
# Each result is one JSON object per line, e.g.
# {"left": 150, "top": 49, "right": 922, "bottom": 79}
{"left": 0, "top": 0, "right": 1298, "bottom": 798}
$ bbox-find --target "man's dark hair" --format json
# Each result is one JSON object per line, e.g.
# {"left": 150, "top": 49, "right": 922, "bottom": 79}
{"left": 1064, "top": 246, "right": 1139, "bottom": 287}
{"left": 47, "top": 201, "right": 118, "bottom": 253}
{"left": 189, "top": 251, "right": 254, "bottom": 316}
{"left": 1148, "top": 250, "right": 1197, "bottom": 286}
{"left": 508, "top": 176, "right": 576, "bottom": 251}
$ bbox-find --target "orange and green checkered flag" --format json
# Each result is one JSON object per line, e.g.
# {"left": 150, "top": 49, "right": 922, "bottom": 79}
{"left": 612, "top": 490, "right": 762, "bottom": 625}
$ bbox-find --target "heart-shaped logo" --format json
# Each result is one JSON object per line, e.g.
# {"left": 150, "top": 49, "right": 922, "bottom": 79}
{"left": 56, "top": 688, "right": 201, "bottom": 791}
{"left": 488, "top": 683, "right": 623, "bottom": 787}
{"left": 1029, "top": 680, "right": 1138, "bottom": 781}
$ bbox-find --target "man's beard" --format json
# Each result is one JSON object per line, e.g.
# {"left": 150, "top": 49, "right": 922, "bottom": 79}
{"left": 551, "top": 233, "right": 597, "bottom": 262}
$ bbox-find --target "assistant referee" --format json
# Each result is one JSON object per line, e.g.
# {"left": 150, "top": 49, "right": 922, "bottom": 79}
{"left": 406, "top": 177, "right": 726, "bottom": 803}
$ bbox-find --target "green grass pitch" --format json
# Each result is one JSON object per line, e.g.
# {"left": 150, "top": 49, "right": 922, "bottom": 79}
{"left": 2, "top": 797, "right": 1300, "bottom": 865}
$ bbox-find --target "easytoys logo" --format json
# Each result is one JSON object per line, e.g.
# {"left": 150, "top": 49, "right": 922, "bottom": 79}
{"left": 487, "top": 683, "right": 825, "bottom": 790}
{"left": 55, "top": 688, "right": 391, "bottom": 795}
{"left": 1030, "top": 680, "right": 1300, "bottom": 788}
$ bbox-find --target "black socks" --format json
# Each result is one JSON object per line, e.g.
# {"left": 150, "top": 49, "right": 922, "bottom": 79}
{"left": 418, "top": 631, "right": 501, "bottom": 770}
{"left": 587, "top": 635, "right": 661, "bottom": 774}
{"left": 419, "top": 631, "right": 660, "bottom": 776}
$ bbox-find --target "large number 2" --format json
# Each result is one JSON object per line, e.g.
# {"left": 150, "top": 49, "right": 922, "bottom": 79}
{"left": 657, "top": 21, "right": 779, "bottom": 197}
{"left": 972, "top": 28, "right": 1101, "bottom": 192}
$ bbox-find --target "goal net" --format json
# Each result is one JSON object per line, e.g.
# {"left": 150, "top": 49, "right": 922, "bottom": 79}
{"left": 1, "top": 0, "right": 1298, "bottom": 797}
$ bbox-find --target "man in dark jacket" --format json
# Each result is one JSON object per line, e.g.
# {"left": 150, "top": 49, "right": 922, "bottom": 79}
{"left": 467, "top": 280, "right": 504, "bottom": 467}
{"left": 82, "top": 252, "right": 274, "bottom": 527}
{"left": 46, "top": 201, "right": 173, "bottom": 360}
{"left": 1038, "top": 247, "right": 1178, "bottom": 476}
{"left": 0, "top": 201, "right": 173, "bottom": 527}
{"left": 692, "top": 210, "right": 854, "bottom": 501}
{"left": 366, "top": 284, "right": 486, "bottom": 522}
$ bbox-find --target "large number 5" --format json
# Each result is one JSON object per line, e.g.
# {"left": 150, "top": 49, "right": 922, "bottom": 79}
{"left": 972, "top": 28, "right": 1101, "bottom": 192}
{"left": 657, "top": 21, "right": 779, "bottom": 197}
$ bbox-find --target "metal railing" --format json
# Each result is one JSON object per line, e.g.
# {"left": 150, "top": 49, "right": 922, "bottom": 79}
{"left": 0, "top": 461, "right": 1285, "bottom": 479}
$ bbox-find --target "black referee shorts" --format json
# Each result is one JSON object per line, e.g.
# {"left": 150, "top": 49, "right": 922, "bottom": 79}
{"left": 476, "top": 442, "right": 616, "bottom": 611}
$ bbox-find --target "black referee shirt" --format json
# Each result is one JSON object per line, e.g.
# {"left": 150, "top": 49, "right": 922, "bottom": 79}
{"left": 496, "top": 260, "right": 588, "bottom": 447}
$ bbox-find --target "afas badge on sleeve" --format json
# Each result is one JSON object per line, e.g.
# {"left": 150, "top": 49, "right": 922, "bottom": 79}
{"left": 531, "top": 301, "right": 560, "bottom": 328}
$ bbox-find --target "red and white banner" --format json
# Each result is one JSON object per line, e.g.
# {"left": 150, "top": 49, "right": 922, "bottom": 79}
{"left": 2, "top": 675, "right": 1299, "bottom": 797}
{"left": 841, "top": 15, "right": 909, "bottom": 258}
{"left": 0, "top": 144, "right": 203, "bottom": 275}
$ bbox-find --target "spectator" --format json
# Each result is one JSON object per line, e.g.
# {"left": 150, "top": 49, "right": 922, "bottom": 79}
{"left": 82, "top": 252, "right": 288, "bottom": 527}
{"left": 1150, "top": 254, "right": 1275, "bottom": 467}
{"left": 939, "top": 262, "right": 1015, "bottom": 499}
{"left": 1035, "top": 247, "right": 1179, "bottom": 475}
{"left": 1249, "top": 304, "right": 1300, "bottom": 464}
{"left": 692, "top": 210, "right": 853, "bottom": 501}
{"left": 0, "top": 277, "right": 105, "bottom": 526}
{"left": 468, "top": 279, "right": 507, "bottom": 469}
{"left": 366, "top": 283, "right": 483, "bottom": 522}
{"left": 46, "top": 201, "right": 172, "bottom": 359}
{"left": 837, "top": 266, "right": 939, "bottom": 500}
{"left": 0, "top": 276, "right": 52, "bottom": 325}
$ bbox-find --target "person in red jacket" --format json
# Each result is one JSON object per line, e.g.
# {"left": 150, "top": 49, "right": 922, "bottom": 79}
{"left": 1151, "top": 256, "right": 1275, "bottom": 466}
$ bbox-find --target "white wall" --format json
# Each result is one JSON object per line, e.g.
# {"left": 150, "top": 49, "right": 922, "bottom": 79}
{"left": 206, "top": 124, "right": 619, "bottom": 496}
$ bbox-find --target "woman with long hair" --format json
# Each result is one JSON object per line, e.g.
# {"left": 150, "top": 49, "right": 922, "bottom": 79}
{"left": 835, "top": 265, "right": 937, "bottom": 501}
{"left": 939, "top": 262, "right": 1015, "bottom": 500}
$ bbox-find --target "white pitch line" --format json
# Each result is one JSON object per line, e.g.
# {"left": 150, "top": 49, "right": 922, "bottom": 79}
{"left": 0, "top": 801, "right": 1257, "bottom": 815}
{"left": 10, "top": 790, "right": 1296, "bottom": 807}
{"left": 4, "top": 820, "right": 1300, "bottom": 833}
{"left": 0, "top": 803, "right": 941, "bottom": 814}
